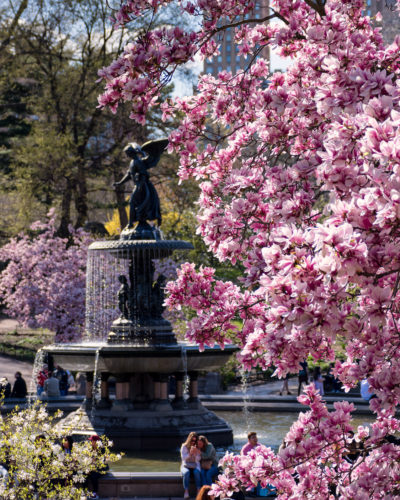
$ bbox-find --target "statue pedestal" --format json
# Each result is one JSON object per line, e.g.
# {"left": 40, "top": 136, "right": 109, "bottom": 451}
{"left": 120, "top": 222, "right": 161, "bottom": 241}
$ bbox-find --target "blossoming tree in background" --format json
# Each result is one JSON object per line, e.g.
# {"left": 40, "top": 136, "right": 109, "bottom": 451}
{"left": 0, "top": 208, "right": 180, "bottom": 342}
{"left": 98, "top": 0, "right": 400, "bottom": 496}
{"left": 0, "top": 209, "right": 92, "bottom": 342}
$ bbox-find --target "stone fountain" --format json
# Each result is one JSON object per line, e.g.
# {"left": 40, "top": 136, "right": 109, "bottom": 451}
{"left": 42, "top": 140, "right": 236, "bottom": 450}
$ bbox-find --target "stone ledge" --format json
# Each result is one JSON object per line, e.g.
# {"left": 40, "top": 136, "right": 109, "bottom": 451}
{"left": 98, "top": 473, "right": 277, "bottom": 499}
{"left": 98, "top": 471, "right": 192, "bottom": 498}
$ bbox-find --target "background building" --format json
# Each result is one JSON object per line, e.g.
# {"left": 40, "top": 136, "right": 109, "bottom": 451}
{"left": 203, "top": 1, "right": 270, "bottom": 76}
{"left": 367, "top": 0, "right": 399, "bottom": 44}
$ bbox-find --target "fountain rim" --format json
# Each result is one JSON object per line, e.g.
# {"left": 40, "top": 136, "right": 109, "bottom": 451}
{"left": 41, "top": 343, "right": 238, "bottom": 355}
{"left": 88, "top": 239, "right": 194, "bottom": 251}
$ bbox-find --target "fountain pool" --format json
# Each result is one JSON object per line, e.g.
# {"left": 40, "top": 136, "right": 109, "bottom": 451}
{"left": 110, "top": 410, "right": 376, "bottom": 472}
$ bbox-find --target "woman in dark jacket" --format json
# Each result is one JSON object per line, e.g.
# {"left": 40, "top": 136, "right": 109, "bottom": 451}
{"left": 197, "top": 435, "right": 219, "bottom": 486}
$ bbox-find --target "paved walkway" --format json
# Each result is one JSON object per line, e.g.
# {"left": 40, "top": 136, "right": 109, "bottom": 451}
{"left": 227, "top": 378, "right": 299, "bottom": 397}
{"left": 0, "top": 353, "right": 33, "bottom": 384}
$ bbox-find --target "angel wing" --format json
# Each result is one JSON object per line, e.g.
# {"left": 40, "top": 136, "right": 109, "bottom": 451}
{"left": 141, "top": 138, "right": 169, "bottom": 169}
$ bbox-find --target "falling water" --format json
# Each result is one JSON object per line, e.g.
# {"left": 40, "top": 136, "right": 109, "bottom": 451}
{"left": 181, "top": 345, "right": 189, "bottom": 399}
{"left": 28, "top": 348, "right": 45, "bottom": 405}
{"left": 239, "top": 367, "right": 254, "bottom": 433}
{"left": 85, "top": 249, "right": 126, "bottom": 342}
{"left": 90, "top": 347, "right": 102, "bottom": 420}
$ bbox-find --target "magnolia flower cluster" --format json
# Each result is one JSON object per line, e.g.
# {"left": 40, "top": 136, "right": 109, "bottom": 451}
{"left": 98, "top": 0, "right": 400, "bottom": 496}
{"left": 212, "top": 386, "right": 400, "bottom": 499}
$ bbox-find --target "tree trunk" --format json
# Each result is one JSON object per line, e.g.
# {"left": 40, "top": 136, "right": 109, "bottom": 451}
{"left": 58, "top": 178, "right": 73, "bottom": 237}
{"left": 74, "top": 162, "right": 88, "bottom": 228}
{"left": 115, "top": 185, "right": 128, "bottom": 229}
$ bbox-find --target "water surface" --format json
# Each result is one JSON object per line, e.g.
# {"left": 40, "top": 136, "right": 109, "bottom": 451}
{"left": 111, "top": 411, "right": 375, "bottom": 472}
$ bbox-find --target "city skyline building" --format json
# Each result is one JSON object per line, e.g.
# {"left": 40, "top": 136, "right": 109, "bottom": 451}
{"left": 203, "top": 1, "right": 270, "bottom": 77}
{"left": 367, "top": 0, "right": 399, "bottom": 44}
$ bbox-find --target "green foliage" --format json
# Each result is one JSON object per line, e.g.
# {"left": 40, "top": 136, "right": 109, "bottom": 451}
{"left": 0, "top": 0, "right": 197, "bottom": 238}
{"left": 0, "top": 329, "right": 51, "bottom": 361}
{"left": 218, "top": 355, "right": 240, "bottom": 389}
{"left": 0, "top": 78, "right": 32, "bottom": 174}
{"left": 6, "top": 125, "right": 80, "bottom": 233}
{"left": 0, "top": 400, "right": 121, "bottom": 499}
{"left": 161, "top": 205, "right": 244, "bottom": 284}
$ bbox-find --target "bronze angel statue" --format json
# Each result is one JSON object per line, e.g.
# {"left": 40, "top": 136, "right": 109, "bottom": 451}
{"left": 114, "top": 139, "right": 168, "bottom": 229}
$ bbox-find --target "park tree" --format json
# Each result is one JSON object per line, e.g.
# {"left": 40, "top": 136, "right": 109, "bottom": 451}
{"left": 98, "top": 0, "right": 400, "bottom": 496}
{"left": 0, "top": 209, "right": 92, "bottom": 342}
{"left": 0, "top": 0, "right": 189, "bottom": 237}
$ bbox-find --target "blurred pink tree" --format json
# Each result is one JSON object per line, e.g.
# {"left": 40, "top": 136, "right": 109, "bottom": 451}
{"left": 0, "top": 209, "right": 92, "bottom": 342}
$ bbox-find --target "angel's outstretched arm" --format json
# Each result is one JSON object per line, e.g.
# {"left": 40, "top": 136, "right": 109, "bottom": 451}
{"left": 113, "top": 170, "right": 131, "bottom": 187}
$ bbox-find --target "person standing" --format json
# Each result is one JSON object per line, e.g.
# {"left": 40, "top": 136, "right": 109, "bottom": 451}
{"left": 279, "top": 374, "right": 291, "bottom": 395}
{"left": 54, "top": 365, "right": 69, "bottom": 396}
{"left": 37, "top": 364, "right": 49, "bottom": 396}
{"left": 197, "top": 435, "right": 219, "bottom": 486}
{"left": 181, "top": 432, "right": 201, "bottom": 499}
{"left": 297, "top": 361, "right": 309, "bottom": 396}
{"left": 11, "top": 372, "right": 27, "bottom": 398}
{"left": 85, "top": 435, "right": 108, "bottom": 500}
{"left": 311, "top": 366, "right": 324, "bottom": 396}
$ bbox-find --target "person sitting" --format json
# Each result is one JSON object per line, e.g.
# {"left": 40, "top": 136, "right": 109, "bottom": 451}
{"left": 0, "top": 377, "right": 11, "bottom": 398}
{"left": 42, "top": 371, "right": 60, "bottom": 397}
{"left": 241, "top": 431, "right": 258, "bottom": 455}
{"left": 85, "top": 434, "right": 109, "bottom": 499}
{"left": 181, "top": 431, "right": 201, "bottom": 499}
{"left": 241, "top": 432, "right": 276, "bottom": 497}
{"left": 11, "top": 372, "right": 27, "bottom": 398}
{"left": 360, "top": 378, "right": 376, "bottom": 401}
{"left": 197, "top": 435, "right": 219, "bottom": 486}
{"left": 62, "top": 435, "right": 74, "bottom": 455}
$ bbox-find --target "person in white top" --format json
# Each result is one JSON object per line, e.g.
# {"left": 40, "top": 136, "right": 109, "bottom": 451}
{"left": 312, "top": 366, "right": 324, "bottom": 396}
{"left": 360, "top": 378, "right": 375, "bottom": 401}
{"left": 181, "top": 432, "right": 201, "bottom": 498}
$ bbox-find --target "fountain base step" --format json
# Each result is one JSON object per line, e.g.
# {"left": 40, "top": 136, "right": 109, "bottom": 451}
{"left": 58, "top": 405, "right": 233, "bottom": 451}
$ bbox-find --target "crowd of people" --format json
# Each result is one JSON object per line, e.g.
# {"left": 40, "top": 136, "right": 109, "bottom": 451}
{"left": 279, "top": 362, "right": 343, "bottom": 397}
{"left": 0, "top": 365, "right": 87, "bottom": 399}
{"left": 181, "top": 431, "right": 275, "bottom": 499}
{"left": 36, "top": 364, "right": 75, "bottom": 397}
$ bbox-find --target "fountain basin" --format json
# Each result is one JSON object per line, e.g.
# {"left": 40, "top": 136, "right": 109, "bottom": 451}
{"left": 43, "top": 344, "right": 236, "bottom": 373}
{"left": 43, "top": 342, "right": 237, "bottom": 450}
